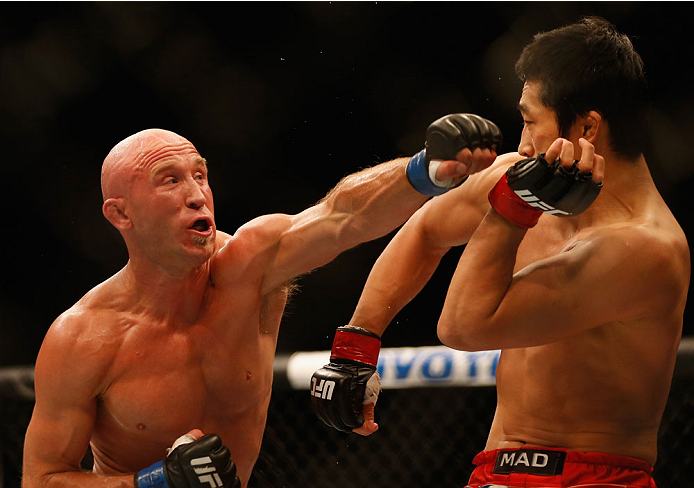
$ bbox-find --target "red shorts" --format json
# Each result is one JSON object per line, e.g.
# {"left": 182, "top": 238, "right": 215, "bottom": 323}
{"left": 466, "top": 448, "right": 657, "bottom": 488}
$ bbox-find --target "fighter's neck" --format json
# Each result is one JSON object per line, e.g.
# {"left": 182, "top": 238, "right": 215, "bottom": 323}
{"left": 556, "top": 153, "right": 654, "bottom": 231}
{"left": 116, "top": 258, "right": 212, "bottom": 322}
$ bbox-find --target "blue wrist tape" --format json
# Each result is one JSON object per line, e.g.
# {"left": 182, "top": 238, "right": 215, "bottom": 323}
{"left": 135, "top": 461, "right": 169, "bottom": 488}
{"left": 406, "top": 149, "right": 451, "bottom": 196}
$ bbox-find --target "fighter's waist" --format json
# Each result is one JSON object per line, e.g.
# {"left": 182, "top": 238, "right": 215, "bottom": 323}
{"left": 473, "top": 447, "right": 654, "bottom": 477}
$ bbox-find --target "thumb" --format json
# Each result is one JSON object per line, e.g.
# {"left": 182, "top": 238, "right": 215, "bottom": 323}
{"left": 353, "top": 403, "right": 379, "bottom": 436}
{"left": 167, "top": 429, "right": 205, "bottom": 456}
{"left": 186, "top": 429, "right": 204, "bottom": 440}
{"left": 434, "top": 160, "right": 469, "bottom": 181}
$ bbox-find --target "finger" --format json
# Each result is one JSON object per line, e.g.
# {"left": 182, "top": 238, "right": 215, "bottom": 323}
{"left": 433, "top": 160, "right": 468, "bottom": 181}
{"left": 167, "top": 429, "right": 205, "bottom": 456}
{"left": 559, "top": 139, "right": 575, "bottom": 168}
{"left": 187, "top": 429, "right": 205, "bottom": 440}
{"left": 476, "top": 147, "right": 495, "bottom": 172}
{"left": 455, "top": 147, "right": 473, "bottom": 164}
{"left": 544, "top": 138, "right": 565, "bottom": 164}
{"left": 353, "top": 403, "right": 379, "bottom": 436}
{"left": 353, "top": 423, "right": 378, "bottom": 436}
{"left": 463, "top": 147, "right": 496, "bottom": 175}
{"left": 592, "top": 153, "right": 605, "bottom": 183}
{"left": 577, "top": 138, "right": 595, "bottom": 173}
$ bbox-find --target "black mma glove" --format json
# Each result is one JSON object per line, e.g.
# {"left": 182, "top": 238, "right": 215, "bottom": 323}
{"left": 407, "top": 113, "right": 503, "bottom": 196}
{"left": 135, "top": 433, "right": 241, "bottom": 488}
{"left": 488, "top": 153, "right": 603, "bottom": 228}
{"left": 311, "top": 326, "right": 382, "bottom": 432}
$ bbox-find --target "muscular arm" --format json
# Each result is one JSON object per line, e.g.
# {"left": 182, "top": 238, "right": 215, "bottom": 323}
{"left": 23, "top": 314, "right": 132, "bottom": 488}
{"left": 349, "top": 156, "right": 516, "bottom": 335}
{"left": 251, "top": 157, "right": 474, "bottom": 295}
{"left": 437, "top": 207, "right": 679, "bottom": 351}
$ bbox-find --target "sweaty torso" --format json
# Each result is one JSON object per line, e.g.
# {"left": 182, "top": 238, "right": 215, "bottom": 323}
{"left": 86, "top": 235, "right": 288, "bottom": 486}
{"left": 485, "top": 181, "right": 687, "bottom": 465}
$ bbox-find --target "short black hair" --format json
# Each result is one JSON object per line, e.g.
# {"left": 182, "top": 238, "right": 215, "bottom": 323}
{"left": 515, "top": 16, "right": 647, "bottom": 160}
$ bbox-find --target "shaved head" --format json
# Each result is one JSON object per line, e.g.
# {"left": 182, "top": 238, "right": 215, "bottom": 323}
{"left": 101, "top": 129, "right": 200, "bottom": 201}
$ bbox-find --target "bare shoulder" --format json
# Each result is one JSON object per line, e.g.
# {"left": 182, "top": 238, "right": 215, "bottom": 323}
{"left": 211, "top": 215, "right": 294, "bottom": 281}
{"left": 37, "top": 285, "right": 122, "bottom": 393}
{"left": 591, "top": 218, "right": 687, "bottom": 271}
{"left": 214, "top": 216, "right": 293, "bottom": 263}
{"left": 228, "top": 214, "right": 293, "bottom": 248}
{"left": 573, "top": 220, "right": 690, "bottom": 311}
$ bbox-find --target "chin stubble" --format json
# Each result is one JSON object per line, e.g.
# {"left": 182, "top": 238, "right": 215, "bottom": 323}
{"left": 191, "top": 234, "right": 212, "bottom": 248}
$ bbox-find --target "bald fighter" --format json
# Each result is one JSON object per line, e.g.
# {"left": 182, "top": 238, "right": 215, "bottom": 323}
{"left": 311, "top": 17, "right": 689, "bottom": 488}
{"left": 22, "top": 115, "right": 502, "bottom": 487}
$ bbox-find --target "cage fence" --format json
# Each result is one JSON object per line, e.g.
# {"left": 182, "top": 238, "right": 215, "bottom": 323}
{"left": 1, "top": 341, "right": 693, "bottom": 488}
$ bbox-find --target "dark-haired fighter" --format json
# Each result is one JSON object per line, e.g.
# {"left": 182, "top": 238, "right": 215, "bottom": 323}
{"left": 23, "top": 114, "right": 501, "bottom": 488}
{"left": 312, "top": 17, "right": 689, "bottom": 488}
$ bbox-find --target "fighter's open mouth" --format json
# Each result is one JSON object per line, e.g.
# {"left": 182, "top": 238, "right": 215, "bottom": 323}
{"left": 190, "top": 219, "right": 210, "bottom": 232}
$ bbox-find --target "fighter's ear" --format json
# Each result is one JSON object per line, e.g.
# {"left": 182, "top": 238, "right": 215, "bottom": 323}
{"left": 103, "top": 198, "right": 132, "bottom": 230}
{"left": 581, "top": 110, "right": 602, "bottom": 143}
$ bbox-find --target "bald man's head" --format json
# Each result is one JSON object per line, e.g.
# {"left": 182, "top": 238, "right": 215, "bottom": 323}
{"left": 101, "top": 129, "right": 200, "bottom": 201}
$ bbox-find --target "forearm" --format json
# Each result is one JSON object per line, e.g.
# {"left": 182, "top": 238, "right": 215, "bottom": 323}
{"left": 321, "top": 158, "right": 429, "bottom": 247}
{"left": 350, "top": 217, "right": 449, "bottom": 336}
{"left": 438, "top": 208, "right": 526, "bottom": 350}
{"left": 23, "top": 470, "right": 134, "bottom": 488}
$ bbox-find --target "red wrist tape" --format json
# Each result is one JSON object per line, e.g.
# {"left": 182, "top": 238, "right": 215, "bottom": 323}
{"left": 488, "top": 174, "right": 542, "bottom": 229}
{"left": 330, "top": 326, "right": 381, "bottom": 367}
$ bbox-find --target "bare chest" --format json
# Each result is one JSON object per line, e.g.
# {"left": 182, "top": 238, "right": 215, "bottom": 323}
{"left": 92, "top": 291, "right": 283, "bottom": 466}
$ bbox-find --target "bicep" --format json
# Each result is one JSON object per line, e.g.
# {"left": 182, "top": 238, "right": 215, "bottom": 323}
{"left": 256, "top": 205, "right": 357, "bottom": 293}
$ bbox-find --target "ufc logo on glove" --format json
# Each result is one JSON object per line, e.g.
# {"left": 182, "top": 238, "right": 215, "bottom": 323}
{"left": 134, "top": 433, "right": 240, "bottom": 488}
{"left": 311, "top": 378, "right": 336, "bottom": 400}
{"left": 191, "top": 456, "right": 224, "bottom": 487}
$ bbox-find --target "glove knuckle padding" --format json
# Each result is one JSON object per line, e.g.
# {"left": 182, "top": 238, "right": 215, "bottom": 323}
{"left": 311, "top": 325, "right": 381, "bottom": 432}
{"left": 507, "top": 154, "right": 602, "bottom": 215}
{"left": 311, "top": 363, "right": 368, "bottom": 432}
{"left": 426, "top": 114, "right": 503, "bottom": 160}
{"left": 166, "top": 434, "right": 239, "bottom": 488}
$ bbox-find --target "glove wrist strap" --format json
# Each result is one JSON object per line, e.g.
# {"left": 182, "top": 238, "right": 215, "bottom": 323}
{"left": 407, "top": 150, "right": 458, "bottom": 196}
{"left": 331, "top": 326, "right": 381, "bottom": 367}
{"left": 488, "top": 173, "right": 542, "bottom": 229}
{"left": 134, "top": 461, "right": 170, "bottom": 488}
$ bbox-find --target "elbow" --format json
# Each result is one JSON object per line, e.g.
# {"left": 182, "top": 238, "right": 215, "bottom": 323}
{"left": 21, "top": 472, "right": 42, "bottom": 488}
{"left": 437, "top": 312, "right": 492, "bottom": 352}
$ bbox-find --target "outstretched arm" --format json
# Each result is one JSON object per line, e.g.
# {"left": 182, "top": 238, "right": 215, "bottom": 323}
{"left": 347, "top": 158, "right": 512, "bottom": 336}
{"left": 306, "top": 115, "right": 505, "bottom": 436}
{"left": 256, "top": 114, "right": 502, "bottom": 294}
{"left": 309, "top": 153, "right": 517, "bottom": 436}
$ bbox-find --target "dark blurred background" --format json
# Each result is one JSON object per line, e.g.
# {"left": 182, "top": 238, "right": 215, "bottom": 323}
{"left": 1, "top": 2, "right": 692, "bottom": 366}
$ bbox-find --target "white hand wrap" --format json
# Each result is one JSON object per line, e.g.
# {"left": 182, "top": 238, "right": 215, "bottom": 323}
{"left": 427, "top": 159, "right": 455, "bottom": 188}
{"left": 362, "top": 371, "right": 381, "bottom": 405}
{"left": 166, "top": 433, "right": 197, "bottom": 456}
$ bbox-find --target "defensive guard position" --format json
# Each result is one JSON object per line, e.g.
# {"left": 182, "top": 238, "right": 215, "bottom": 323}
{"left": 23, "top": 113, "right": 501, "bottom": 488}
{"left": 312, "top": 17, "right": 689, "bottom": 488}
